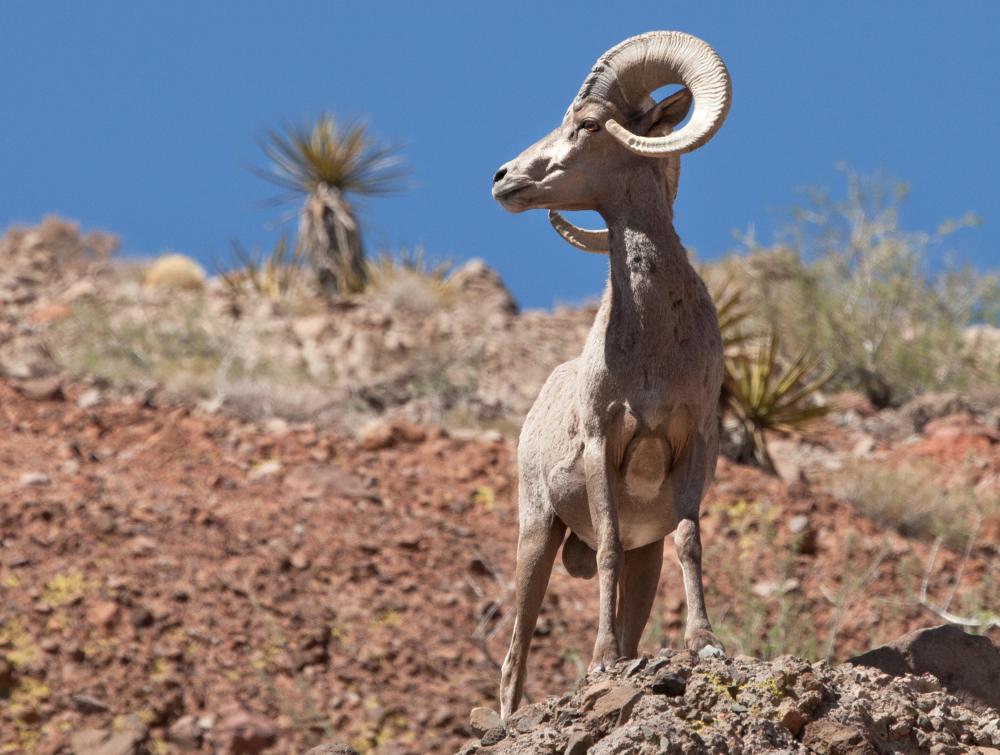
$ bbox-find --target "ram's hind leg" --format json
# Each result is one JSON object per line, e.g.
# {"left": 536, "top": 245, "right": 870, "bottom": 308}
{"left": 499, "top": 512, "right": 565, "bottom": 720}
{"left": 673, "top": 433, "right": 725, "bottom": 654}
{"left": 618, "top": 539, "right": 664, "bottom": 658}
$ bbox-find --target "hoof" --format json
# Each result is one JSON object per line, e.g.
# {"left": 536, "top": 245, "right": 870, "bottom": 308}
{"left": 589, "top": 639, "right": 623, "bottom": 673}
{"left": 685, "top": 628, "right": 725, "bottom": 656}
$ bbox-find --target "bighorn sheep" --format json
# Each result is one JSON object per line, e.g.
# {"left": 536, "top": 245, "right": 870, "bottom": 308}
{"left": 490, "top": 31, "right": 732, "bottom": 717}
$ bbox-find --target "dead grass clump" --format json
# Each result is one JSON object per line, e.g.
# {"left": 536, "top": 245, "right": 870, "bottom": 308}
{"left": 218, "top": 235, "right": 310, "bottom": 305}
{"left": 833, "top": 462, "right": 993, "bottom": 548}
{"left": 364, "top": 247, "right": 456, "bottom": 314}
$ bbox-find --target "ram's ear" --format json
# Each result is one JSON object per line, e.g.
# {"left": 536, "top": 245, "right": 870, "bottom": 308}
{"left": 635, "top": 88, "right": 693, "bottom": 137}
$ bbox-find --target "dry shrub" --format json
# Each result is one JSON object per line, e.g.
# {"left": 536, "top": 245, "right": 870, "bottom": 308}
{"left": 832, "top": 461, "right": 995, "bottom": 548}
{"left": 711, "top": 166, "right": 1000, "bottom": 407}
{"left": 144, "top": 254, "right": 207, "bottom": 291}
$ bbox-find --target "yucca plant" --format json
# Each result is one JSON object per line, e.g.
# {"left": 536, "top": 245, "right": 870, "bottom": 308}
{"left": 711, "top": 274, "right": 756, "bottom": 354}
{"left": 725, "top": 334, "right": 833, "bottom": 473}
{"left": 256, "top": 114, "right": 405, "bottom": 295}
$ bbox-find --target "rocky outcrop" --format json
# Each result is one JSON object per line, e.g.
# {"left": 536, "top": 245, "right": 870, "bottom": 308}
{"left": 0, "top": 217, "right": 118, "bottom": 380}
{"left": 850, "top": 624, "right": 1000, "bottom": 712}
{"left": 460, "top": 641, "right": 1000, "bottom": 754}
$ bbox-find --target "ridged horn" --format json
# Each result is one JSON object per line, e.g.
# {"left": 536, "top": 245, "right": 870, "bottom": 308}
{"left": 548, "top": 211, "right": 609, "bottom": 254}
{"left": 578, "top": 31, "right": 731, "bottom": 158}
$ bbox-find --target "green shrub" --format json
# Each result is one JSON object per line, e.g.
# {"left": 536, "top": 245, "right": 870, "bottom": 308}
{"left": 724, "top": 166, "right": 1000, "bottom": 406}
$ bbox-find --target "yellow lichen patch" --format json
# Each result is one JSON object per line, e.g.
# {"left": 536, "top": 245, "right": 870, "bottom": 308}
{"left": 46, "top": 612, "right": 70, "bottom": 633}
{"left": 0, "top": 574, "right": 19, "bottom": 590}
{"left": 249, "top": 636, "right": 285, "bottom": 672}
{"left": 42, "top": 571, "right": 95, "bottom": 607}
{"left": 9, "top": 677, "right": 52, "bottom": 720}
{"left": 371, "top": 608, "right": 403, "bottom": 628}
{"left": 80, "top": 634, "right": 119, "bottom": 661}
{"left": 3, "top": 722, "right": 40, "bottom": 755}
{"left": 151, "top": 658, "right": 174, "bottom": 683}
{"left": 0, "top": 618, "right": 41, "bottom": 668}
{"left": 703, "top": 670, "right": 737, "bottom": 699}
{"left": 329, "top": 622, "right": 352, "bottom": 647}
{"left": 349, "top": 735, "right": 373, "bottom": 754}
{"left": 473, "top": 484, "right": 496, "bottom": 512}
{"left": 748, "top": 676, "right": 786, "bottom": 700}
{"left": 135, "top": 709, "right": 157, "bottom": 726}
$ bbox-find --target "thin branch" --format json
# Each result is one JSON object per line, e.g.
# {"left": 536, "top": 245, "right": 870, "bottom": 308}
{"left": 918, "top": 531, "right": 1000, "bottom": 631}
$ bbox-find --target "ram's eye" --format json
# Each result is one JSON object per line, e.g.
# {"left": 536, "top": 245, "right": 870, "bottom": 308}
{"left": 581, "top": 119, "right": 600, "bottom": 133}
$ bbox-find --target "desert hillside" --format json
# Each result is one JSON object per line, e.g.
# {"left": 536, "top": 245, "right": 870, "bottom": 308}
{"left": 1, "top": 220, "right": 999, "bottom": 754}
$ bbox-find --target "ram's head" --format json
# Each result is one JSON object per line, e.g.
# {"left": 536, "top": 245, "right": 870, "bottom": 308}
{"left": 491, "top": 31, "right": 731, "bottom": 252}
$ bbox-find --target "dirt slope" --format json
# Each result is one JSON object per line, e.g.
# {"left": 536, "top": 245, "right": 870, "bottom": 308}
{"left": 2, "top": 379, "right": 998, "bottom": 754}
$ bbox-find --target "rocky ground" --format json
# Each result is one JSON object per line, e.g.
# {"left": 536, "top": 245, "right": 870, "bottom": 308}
{"left": 1, "top": 219, "right": 999, "bottom": 753}
{"left": 458, "top": 627, "right": 1000, "bottom": 754}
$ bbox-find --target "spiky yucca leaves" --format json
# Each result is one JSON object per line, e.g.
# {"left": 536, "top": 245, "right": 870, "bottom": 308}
{"left": 725, "top": 335, "right": 833, "bottom": 473}
{"left": 366, "top": 246, "right": 453, "bottom": 293}
{"left": 257, "top": 114, "right": 405, "bottom": 295}
{"left": 220, "top": 235, "right": 307, "bottom": 303}
{"left": 711, "top": 275, "right": 755, "bottom": 354}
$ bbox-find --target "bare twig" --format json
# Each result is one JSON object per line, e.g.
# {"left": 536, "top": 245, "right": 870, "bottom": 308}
{"left": 918, "top": 529, "right": 1000, "bottom": 631}
{"left": 942, "top": 512, "right": 981, "bottom": 614}
{"left": 824, "top": 541, "right": 889, "bottom": 660}
{"left": 468, "top": 550, "right": 512, "bottom": 674}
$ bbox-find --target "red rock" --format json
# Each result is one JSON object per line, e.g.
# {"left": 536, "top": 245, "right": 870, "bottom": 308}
{"left": 469, "top": 706, "right": 502, "bottom": 736}
{"left": 393, "top": 419, "right": 427, "bottom": 444}
{"left": 589, "top": 685, "right": 642, "bottom": 728}
{"left": 86, "top": 601, "right": 120, "bottom": 630}
{"left": 800, "top": 719, "right": 874, "bottom": 754}
{"left": 167, "top": 715, "right": 202, "bottom": 749}
{"left": 208, "top": 703, "right": 276, "bottom": 755}
{"left": 777, "top": 699, "right": 808, "bottom": 736}
{"left": 358, "top": 419, "right": 395, "bottom": 451}
{"left": 14, "top": 376, "right": 64, "bottom": 401}
{"left": 30, "top": 301, "right": 73, "bottom": 324}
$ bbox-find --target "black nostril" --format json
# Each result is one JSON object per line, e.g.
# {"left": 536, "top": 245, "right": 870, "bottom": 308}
{"left": 493, "top": 168, "right": 507, "bottom": 184}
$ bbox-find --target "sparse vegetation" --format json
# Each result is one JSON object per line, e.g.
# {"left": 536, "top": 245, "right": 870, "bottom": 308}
{"left": 368, "top": 246, "right": 452, "bottom": 296}
{"left": 257, "top": 113, "right": 406, "bottom": 295}
{"left": 833, "top": 461, "right": 998, "bottom": 548}
{"left": 721, "top": 166, "right": 1000, "bottom": 407}
{"left": 706, "top": 499, "right": 818, "bottom": 660}
{"left": 724, "top": 335, "right": 832, "bottom": 473}
{"left": 220, "top": 235, "right": 308, "bottom": 303}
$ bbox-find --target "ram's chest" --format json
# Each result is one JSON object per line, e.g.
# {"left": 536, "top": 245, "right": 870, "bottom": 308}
{"left": 609, "top": 400, "right": 694, "bottom": 497}
{"left": 621, "top": 433, "right": 669, "bottom": 501}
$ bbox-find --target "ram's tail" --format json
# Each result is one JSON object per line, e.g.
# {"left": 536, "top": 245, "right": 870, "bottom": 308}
{"left": 561, "top": 531, "right": 597, "bottom": 579}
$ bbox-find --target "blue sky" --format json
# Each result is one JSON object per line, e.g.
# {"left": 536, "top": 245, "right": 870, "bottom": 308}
{"left": 1, "top": 1, "right": 997, "bottom": 309}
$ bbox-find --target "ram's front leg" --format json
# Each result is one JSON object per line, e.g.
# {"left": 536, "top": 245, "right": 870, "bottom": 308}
{"left": 583, "top": 436, "right": 623, "bottom": 670}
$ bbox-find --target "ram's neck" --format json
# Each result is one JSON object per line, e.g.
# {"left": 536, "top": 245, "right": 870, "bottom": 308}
{"left": 597, "top": 168, "right": 694, "bottom": 356}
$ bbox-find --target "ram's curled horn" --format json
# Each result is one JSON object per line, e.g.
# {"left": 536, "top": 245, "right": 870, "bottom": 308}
{"left": 548, "top": 211, "right": 609, "bottom": 254}
{"left": 579, "top": 31, "right": 731, "bottom": 158}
